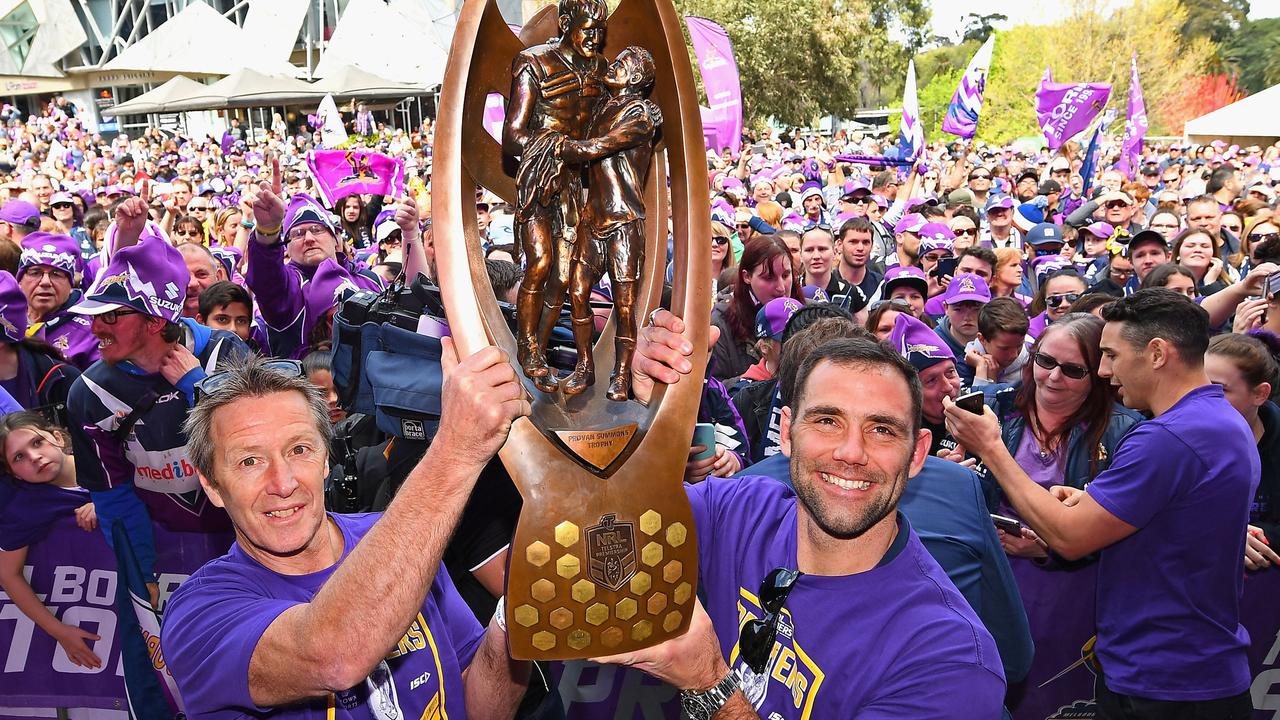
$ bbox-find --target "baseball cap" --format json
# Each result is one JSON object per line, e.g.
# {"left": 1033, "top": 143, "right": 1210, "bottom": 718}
{"left": 1037, "top": 179, "right": 1062, "bottom": 195}
{"left": 755, "top": 297, "right": 805, "bottom": 341}
{"left": 882, "top": 265, "right": 928, "bottom": 298}
{"left": 1127, "top": 229, "right": 1168, "bottom": 253}
{"left": 1050, "top": 157, "right": 1071, "bottom": 172}
{"left": 71, "top": 238, "right": 188, "bottom": 323}
{"left": 946, "top": 188, "right": 977, "bottom": 210}
{"left": 1079, "top": 221, "right": 1115, "bottom": 240}
{"left": 1013, "top": 203, "right": 1045, "bottom": 233}
{"left": 1031, "top": 255, "right": 1074, "bottom": 281}
{"left": 887, "top": 312, "right": 955, "bottom": 372}
{"left": 0, "top": 271, "right": 28, "bottom": 343}
{"left": 49, "top": 191, "right": 74, "bottom": 206}
{"left": 893, "top": 213, "right": 927, "bottom": 235}
{"left": 375, "top": 219, "right": 401, "bottom": 242}
{"left": 1024, "top": 223, "right": 1065, "bottom": 248}
{"left": 18, "top": 232, "right": 83, "bottom": 278}
{"left": 841, "top": 178, "right": 871, "bottom": 199}
{"left": 489, "top": 214, "right": 515, "bottom": 246}
{"left": 0, "top": 200, "right": 41, "bottom": 229}
{"left": 1017, "top": 170, "right": 1039, "bottom": 184}
{"left": 943, "top": 273, "right": 991, "bottom": 305}
{"left": 984, "top": 195, "right": 1014, "bottom": 214}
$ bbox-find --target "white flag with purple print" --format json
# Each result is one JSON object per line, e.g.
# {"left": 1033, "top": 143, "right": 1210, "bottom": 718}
{"left": 942, "top": 36, "right": 995, "bottom": 139}
{"left": 898, "top": 60, "right": 923, "bottom": 162}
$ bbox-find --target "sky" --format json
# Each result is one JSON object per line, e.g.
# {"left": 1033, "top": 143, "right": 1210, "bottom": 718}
{"left": 930, "top": 0, "right": 1280, "bottom": 43}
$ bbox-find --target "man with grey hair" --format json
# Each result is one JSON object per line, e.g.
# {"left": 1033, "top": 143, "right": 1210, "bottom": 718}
{"left": 162, "top": 344, "right": 532, "bottom": 719}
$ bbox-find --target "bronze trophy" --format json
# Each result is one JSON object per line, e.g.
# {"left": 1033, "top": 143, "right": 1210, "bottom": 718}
{"left": 433, "top": 0, "right": 711, "bottom": 660}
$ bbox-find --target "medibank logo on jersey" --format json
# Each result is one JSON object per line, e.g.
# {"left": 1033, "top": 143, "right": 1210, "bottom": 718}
{"left": 128, "top": 446, "right": 202, "bottom": 493}
{"left": 137, "top": 457, "right": 197, "bottom": 483}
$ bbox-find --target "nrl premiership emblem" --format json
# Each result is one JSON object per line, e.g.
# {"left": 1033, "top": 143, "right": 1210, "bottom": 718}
{"left": 586, "top": 514, "right": 637, "bottom": 590}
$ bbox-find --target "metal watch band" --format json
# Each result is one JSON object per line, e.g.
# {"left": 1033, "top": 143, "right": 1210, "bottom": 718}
{"left": 679, "top": 667, "right": 740, "bottom": 719}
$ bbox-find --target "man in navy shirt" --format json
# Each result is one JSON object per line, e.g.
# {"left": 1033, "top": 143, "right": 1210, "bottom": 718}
{"left": 946, "top": 288, "right": 1257, "bottom": 720}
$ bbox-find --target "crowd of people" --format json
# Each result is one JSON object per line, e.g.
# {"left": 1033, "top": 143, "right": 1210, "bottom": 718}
{"left": 0, "top": 46, "right": 1276, "bottom": 720}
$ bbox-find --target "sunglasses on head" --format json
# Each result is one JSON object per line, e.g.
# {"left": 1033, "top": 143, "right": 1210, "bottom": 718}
{"left": 194, "top": 359, "right": 303, "bottom": 405}
{"left": 1046, "top": 292, "right": 1080, "bottom": 308}
{"left": 802, "top": 222, "right": 831, "bottom": 233}
{"left": 1033, "top": 351, "right": 1090, "bottom": 380}
{"left": 738, "top": 567, "right": 803, "bottom": 674}
{"left": 871, "top": 298, "right": 912, "bottom": 312}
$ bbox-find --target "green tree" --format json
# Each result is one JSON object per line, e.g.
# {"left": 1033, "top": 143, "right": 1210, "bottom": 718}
{"left": 1224, "top": 17, "right": 1280, "bottom": 93}
{"left": 961, "top": 12, "right": 1007, "bottom": 43}
{"left": 1181, "top": 0, "right": 1250, "bottom": 45}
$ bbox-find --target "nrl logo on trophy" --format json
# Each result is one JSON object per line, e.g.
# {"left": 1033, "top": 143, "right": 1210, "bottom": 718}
{"left": 434, "top": 0, "right": 711, "bottom": 659}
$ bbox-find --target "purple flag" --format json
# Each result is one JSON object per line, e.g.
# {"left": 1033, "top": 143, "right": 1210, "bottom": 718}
{"left": 1116, "top": 53, "right": 1148, "bottom": 179}
{"left": 897, "top": 60, "right": 923, "bottom": 162}
{"left": 305, "top": 149, "right": 406, "bottom": 206}
{"left": 1036, "top": 69, "right": 1112, "bottom": 151}
{"left": 686, "top": 16, "right": 742, "bottom": 155}
{"left": 942, "top": 36, "right": 995, "bottom": 139}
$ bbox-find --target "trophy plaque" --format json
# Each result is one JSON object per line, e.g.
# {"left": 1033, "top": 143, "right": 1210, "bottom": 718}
{"left": 433, "top": 0, "right": 712, "bottom": 660}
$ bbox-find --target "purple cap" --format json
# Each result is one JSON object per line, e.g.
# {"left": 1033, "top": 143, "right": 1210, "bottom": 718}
{"left": 984, "top": 195, "right": 1014, "bottom": 214}
{"left": 1080, "top": 221, "right": 1115, "bottom": 240}
{"left": 887, "top": 312, "right": 955, "bottom": 371}
{"left": 0, "top": 199, "right": 40, "bottom": 229}
{"left": 303, "top": 259, "right": 362, "bottom": 340}
{"left": 842, "top": 178, "right": 871, "bottom": 197}
{"left": 284, "top": 193, "right": 337, "bottom": 239}
{"left": 721, "top": 177, "right": 745, "bottom": 193}
{"left": 18, "top": 232, "right": 83, "bottom": 278}
{"left": 209, "top": 246, "right": 241, "bottom": 279}
{"left": 800, "top": 285, "right": 829, "bottom": 303}
{"left": 942, "top": 273, "right": 992, "bottom": 305}
{"left": 0, "top": 271, "right": 28, "bottom": 343}
{"left": 893, "top": 213, "right": 927, "bottom": 234}
{"left": 871, "top": 194, "right": 888, "bottom": 209}
{"left": 49, "top": 191, "right": 74, "bottom": 206}
{"left": 71, "top": 238, "right": 189, "bottom": 323}
{"left": 1030, "top": 254, "right": 1074, "bottom": 280}
{"left": 918, "top": 223, "right": 956, "bottom": 255}
{"left": 882, "top": 264, "right": 928, "bottom": 297}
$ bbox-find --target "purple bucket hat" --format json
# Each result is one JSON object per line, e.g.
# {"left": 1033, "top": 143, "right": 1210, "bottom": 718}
{"left": 0, "top": 271, "right": 28, "bottom": 343}
{"left": 887, "top": 312, "right": 955, "bottom": 371}
{"left": 71, "top": 238, "right": 189, "bottom": 323}
{"left": 18, "top": 232, "right": 83, "bottom": 278}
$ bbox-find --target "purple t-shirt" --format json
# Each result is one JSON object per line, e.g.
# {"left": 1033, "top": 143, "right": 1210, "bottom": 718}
{"left": 0, "top": 482, "right": 89, "bottom": 550}
{"left": 690, "top": 477, "right": 1005, "bottom": 718}
{"left": 1086, "top": 385, "right": 1258, "bottom": 700}
{"left": 162, "top": 512, "right": 485, "bottom": 719}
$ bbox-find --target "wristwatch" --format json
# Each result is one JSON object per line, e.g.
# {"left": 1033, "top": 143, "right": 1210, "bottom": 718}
{"left": 679, "top": 668, "right": 740, "bottom": 720}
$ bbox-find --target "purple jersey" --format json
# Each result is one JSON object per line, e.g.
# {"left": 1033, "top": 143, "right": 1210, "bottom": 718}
{"left": 0, "top": 482, "right": 89, "bottom": 550}
{"left": 690, "top": 477, "right": 1005, "bottom": 718}
{"left": 162, "top": 512, "right": 484, "bottom": 719}
{"left": 1086, "top": 385, "right": 1258, "bottom": 701}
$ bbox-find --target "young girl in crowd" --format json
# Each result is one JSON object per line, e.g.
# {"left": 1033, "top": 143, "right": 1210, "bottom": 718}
{"left": 0, "top": 411, "right": 101, "bottom": 669}
{"left": 710, "top": 234, "right": 803, "bottom": 382}
{"left": 1027, "top": 268, "right": 1087, "bottom": 338}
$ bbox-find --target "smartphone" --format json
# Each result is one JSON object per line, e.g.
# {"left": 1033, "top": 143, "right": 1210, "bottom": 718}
{"left": 752, "top": 142, "right": 767, "bottom": 154}
{"left": 1266, "top": 271, "right": 1280, "bottom": 299}
{"left": 991, "top": 514, "right": 1024, "bottom": 535}
{"left": 932, "top": 257, "right": 958, "bottom": 279}
{"left": 954, "top": 390, "right": 985, "bottom": 415}
{"left": 691, "top": 422, "right": 716, "bottom": 461}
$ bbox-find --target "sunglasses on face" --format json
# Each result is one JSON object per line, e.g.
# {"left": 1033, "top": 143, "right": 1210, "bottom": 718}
{"left": 194, "top": 359, "right": 303, "bottom": 405}
{"left": 51, "top": 202, "right": 73, "bottom": 209}
{"left": 953, "top": 227, "right": 978, "bottom": 237}
{"left": 1046, "top": 292, "right": 1080, "bottom": 307}
{"left": 712, "top": 236, "right": 730, "bottom": 246}
{"left": 1033, "top": 351, "right": 1090, "bottom": 380}
{"left": 970, "top": 173, "right": 991, "bottom": 180}
{"left": 188, "top": 205, "right": 209, "bottom": 212}
{"left": 1249, "top": 232, "right": 1279, "bottom": 244}
{"left": 737, "top": 223, "right": 752, "bottom": 230}
{"left": 738, "top": 567, "right": 803, "bottom": 674}
{"left": 98, "top": 308, "right": 140, "bottom": 325}
{"left": 1103, "top": 201, "right": 1130, "bottom": 210}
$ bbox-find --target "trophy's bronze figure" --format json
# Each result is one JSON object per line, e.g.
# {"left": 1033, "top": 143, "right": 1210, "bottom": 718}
{"left": 562, "top": 47, "right": 661, "bottom": 400}
{"left": 432, "top": 0, "right": 711, "bottom": 660}
{"left": 503, "top": 0, "right": 608, "bottom": 394}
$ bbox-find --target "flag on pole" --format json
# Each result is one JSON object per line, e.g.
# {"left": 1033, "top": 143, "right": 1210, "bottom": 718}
{"left": 897, "top": 60, "right": 924, "bottom": 162}
{"left": 112, "top": 521, "right": 185, "bottom": 718}
{"left": 942, "top": 36, "right": 995, "bottom": 139}
{"left": 686, "top": 16, "right": 743, "bottom": 155}
{"left": 1115, "top": 53, "right": 1148, "bottom": 179}
{"left": 306, "top": 149, "right": 406, "bottom": 206}
{"left": 1036, "top": 69, "right": 1111, "bottom": 151}
{"left": 316, "top": 93, "right": 348, "bottom": 149}
{"left": 1079, "top": 122, "right": 1104, "bottom": 197}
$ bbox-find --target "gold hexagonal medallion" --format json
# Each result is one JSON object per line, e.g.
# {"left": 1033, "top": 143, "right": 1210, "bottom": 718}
{"left": 567, "top": 629, "right": 592, "bottom": 650}
{"left": 513, "top": 604, "right": 539, "bottom": 627}
{"left": 639, "top": 509, "right": 662, "bottom": 535}
{"left": 571, "top": 579, "right": 596, "bottom": 603}
{"left": 554, "top": 521, "right": 580, "bottom": 547}
{"left": 674, "top": 581, "right": 692, "bottom": 605}
{"left": 662, "top": 560, "right": 682, "bottom": 584}
{"left": 585, "top": 602, "right": 609, "bottom": 625}
{"left": 530, "top": 578, "right": 556, "bottom": 603}
{"left": 666, "top": 522, "right": 687, "bottom": 547}
{"left": 631, "top": 620, "right": 653, "bottom": 641}
{"left": 601, "top": 627, "right": 624, "bottom": 648}
{"left": 526, "top": 541, "right": 551, "bottom": 567}
{"left": 615, "top": 597, "right": 638, "bottom": 620}
{"left": 549, "top": 606, "right": 574, "bottom": 630}
{"left": 556, "top": 554, "right": 581, "bottom": 578}
{"left": 531, "top": 631, "right": 556, "bottom": 651}
{"left": 647, "top": 592, "right": 668, "bottom": 615}
{"left": 641, "top": 542, "right": 663, "bottom": 566}
{"left": 629, "top": 571, "right": 652, "bottom": 595}
{"left": 663, "top": 610, "right": 683, "bottom": 633}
